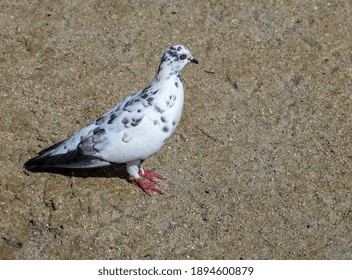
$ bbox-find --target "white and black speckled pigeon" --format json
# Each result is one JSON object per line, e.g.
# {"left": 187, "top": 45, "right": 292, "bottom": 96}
{"left": 24, "top": 45, "right": 198, "bottom": 195}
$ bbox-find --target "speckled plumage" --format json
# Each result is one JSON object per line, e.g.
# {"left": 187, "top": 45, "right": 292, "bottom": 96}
{"left": 24, "top": 45, "right": 198, "bottom": 195}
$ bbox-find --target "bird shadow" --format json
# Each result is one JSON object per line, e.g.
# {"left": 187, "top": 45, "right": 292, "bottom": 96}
{"left": 27, "top": 164, "right": 130, "bottom": 181}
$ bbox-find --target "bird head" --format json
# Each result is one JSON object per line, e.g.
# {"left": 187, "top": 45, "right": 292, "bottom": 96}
{"left": 157, "top": 45, "right": 198, "bottom": 75}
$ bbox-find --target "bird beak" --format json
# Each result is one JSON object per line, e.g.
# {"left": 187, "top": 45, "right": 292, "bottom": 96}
{"left": 190, "top": 57, "right": 198, "bottom": 64}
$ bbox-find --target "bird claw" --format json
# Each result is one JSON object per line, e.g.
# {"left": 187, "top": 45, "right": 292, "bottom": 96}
{"left": 135, "top": 178, "right": 164, "bottom": 195}
{"left": 138, "top": 169, "right": 165, "bottom": 183}
{"left": 131, "top": 169, "right": 165, "bottom": 195}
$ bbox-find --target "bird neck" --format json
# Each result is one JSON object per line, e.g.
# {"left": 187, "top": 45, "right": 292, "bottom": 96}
{"left": 155, "top": 66, "right": 183, "bottom": 85}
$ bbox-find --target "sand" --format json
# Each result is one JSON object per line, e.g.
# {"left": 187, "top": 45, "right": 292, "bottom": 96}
{"left": 0, "top": 0, "right": 351, "bottom": 259}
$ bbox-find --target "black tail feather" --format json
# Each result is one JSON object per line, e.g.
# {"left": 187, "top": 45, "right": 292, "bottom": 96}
{"left": 24, "top": 149, "right": 110, "bottom": 171}
{"left": 37, "top": 139, "right": 67, "bottom": 156}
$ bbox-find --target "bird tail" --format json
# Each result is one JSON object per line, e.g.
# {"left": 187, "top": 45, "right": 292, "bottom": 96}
{"left": 24, "top": 142, "right": 110, "bottom": 171}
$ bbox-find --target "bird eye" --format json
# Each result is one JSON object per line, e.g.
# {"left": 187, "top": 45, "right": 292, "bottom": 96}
{"left": 180, "top": 54, "right": 187, "bottom": 60}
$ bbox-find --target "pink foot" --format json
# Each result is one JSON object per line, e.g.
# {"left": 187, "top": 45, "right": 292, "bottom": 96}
{"left": 135, "top": 178, "right": 164, "bottom": 195}
{"left": 138, "top": 169, "right": 165, "bottom": 183}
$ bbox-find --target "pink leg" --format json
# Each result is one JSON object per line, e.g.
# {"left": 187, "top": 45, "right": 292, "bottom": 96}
{"left": 135, "top": 178, "right": 164, "bottom": 195}
{"left": 138, "top": 169, "right": 165, "bottom": 183}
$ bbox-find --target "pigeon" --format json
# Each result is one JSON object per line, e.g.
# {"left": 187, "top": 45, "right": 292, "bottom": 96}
{"left": 24, "top": 45, "right": 198, "bottom": 195}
